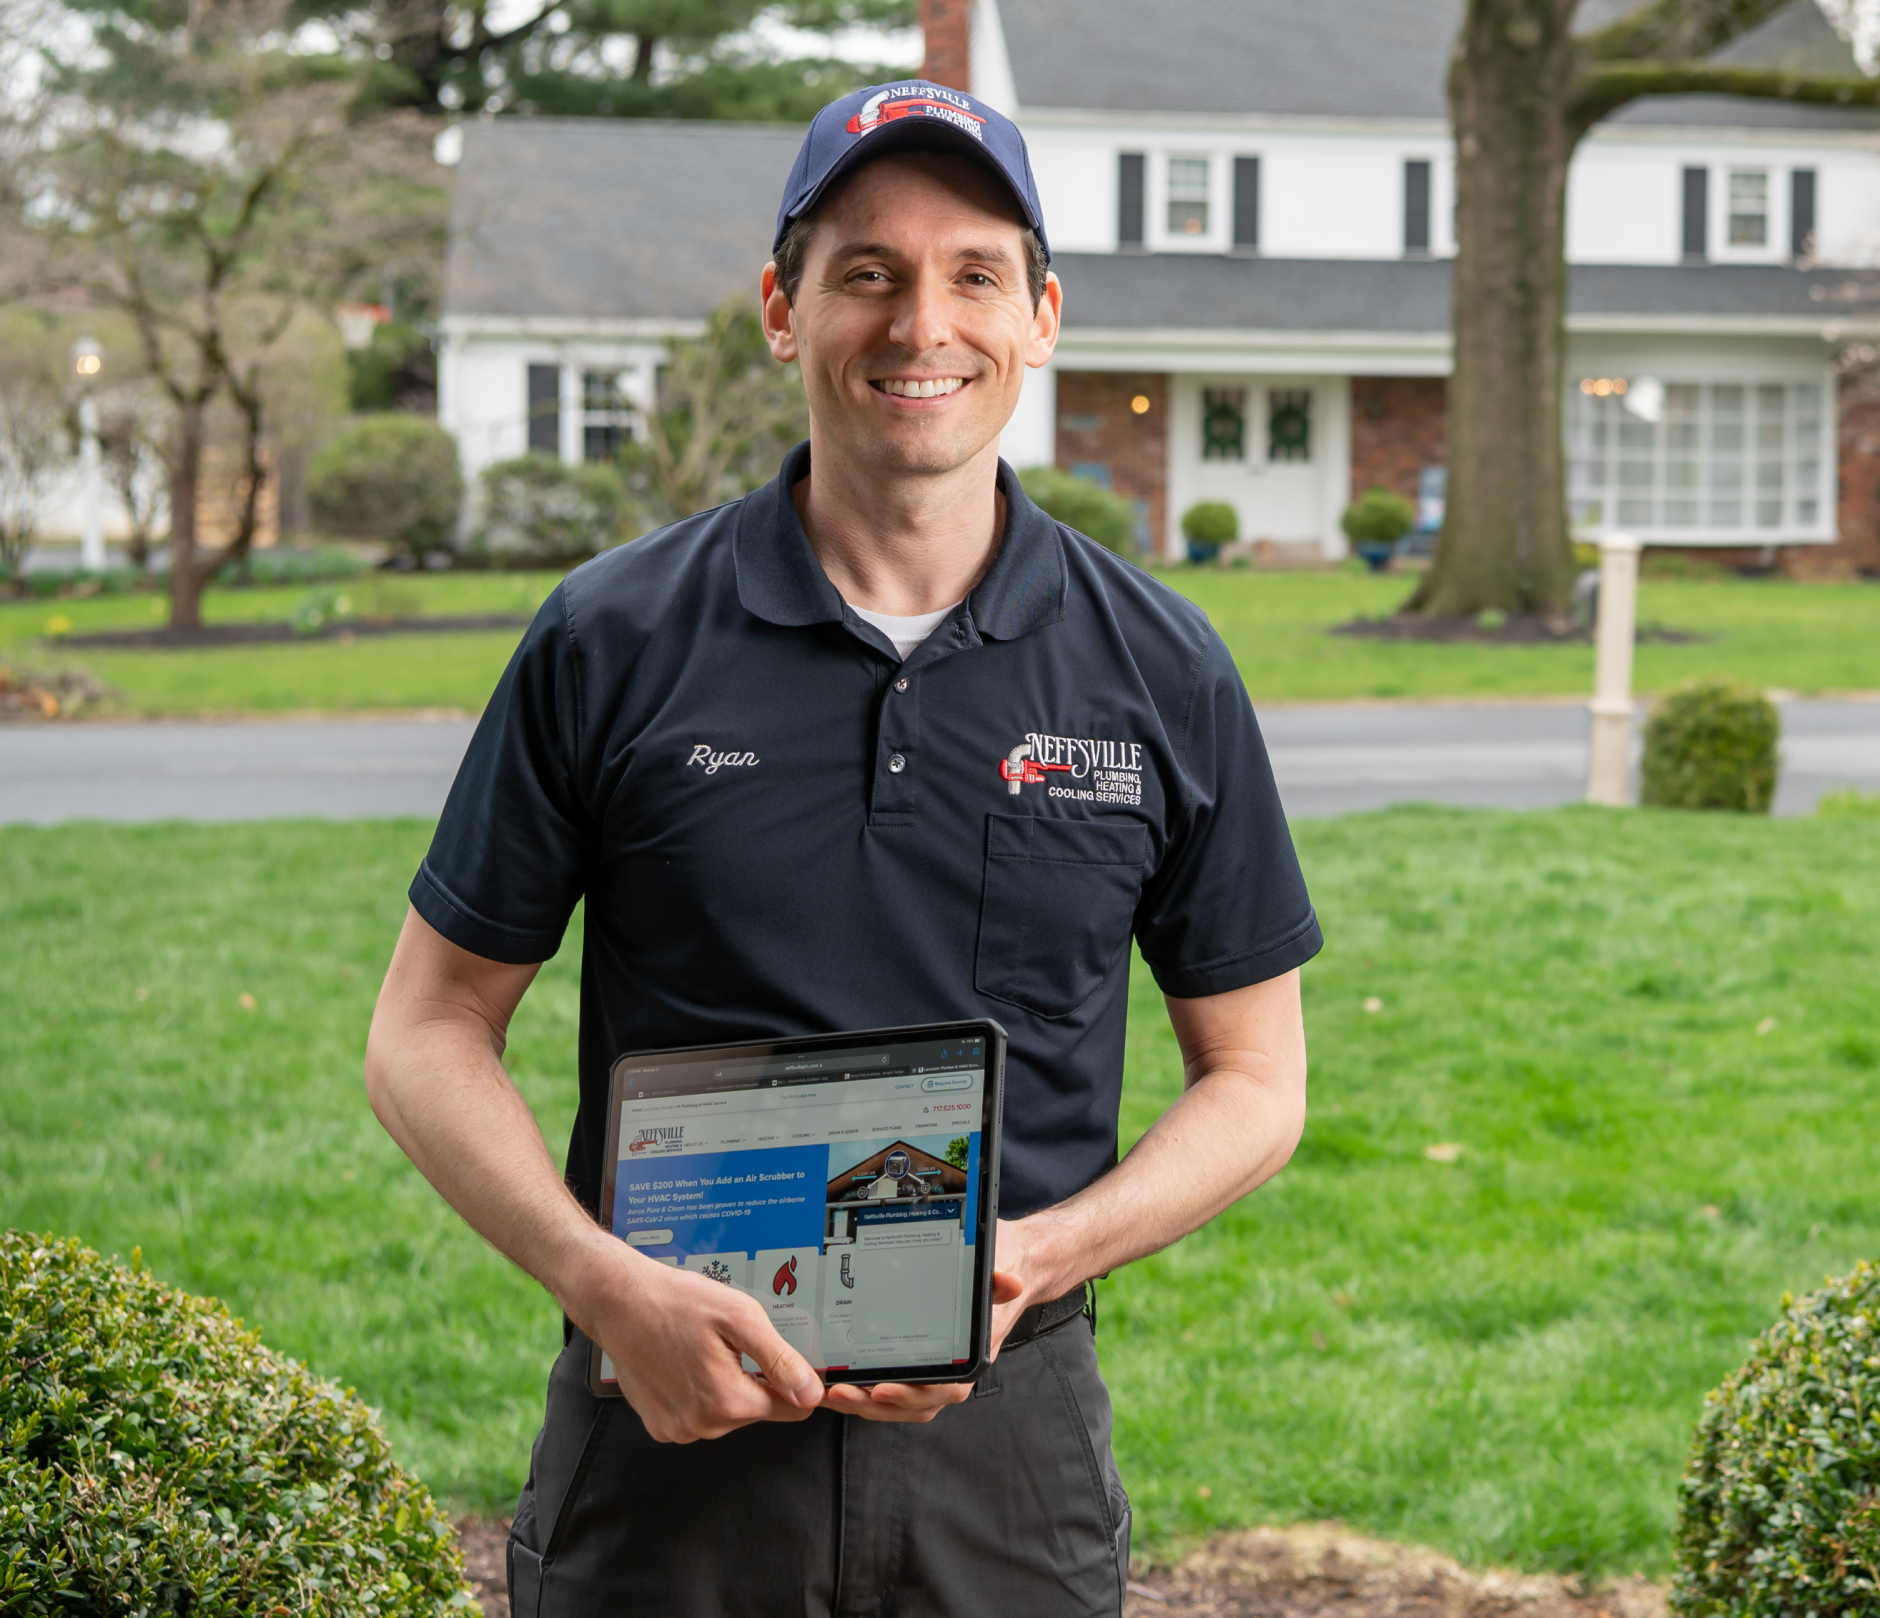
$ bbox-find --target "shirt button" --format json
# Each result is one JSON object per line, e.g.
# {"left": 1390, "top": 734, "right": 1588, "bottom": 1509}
{"left": 887, "top": 753, "right": 907, "bottom": 774}
{"left": 894, "top": 677, "right": 909, "bottom": 692}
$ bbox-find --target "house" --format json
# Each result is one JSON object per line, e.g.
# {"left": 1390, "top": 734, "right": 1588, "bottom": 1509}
{"left": 437, "top": 0, "right": 1880, "bottom": 574}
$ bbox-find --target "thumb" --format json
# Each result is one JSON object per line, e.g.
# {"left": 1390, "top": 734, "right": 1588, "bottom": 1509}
{"left": 991, "top": 1268, "right": 1025, "bottom": 1305}
{"left": 727, "top": 1305, "right": 823, "bottom": 1408}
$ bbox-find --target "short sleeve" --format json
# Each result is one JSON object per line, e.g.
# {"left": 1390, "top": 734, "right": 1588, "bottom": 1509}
{"left": 408, "top": 587, "right": 595, "bottom": 965}
{"left": 1133, "top": 628, "right": 1322, "bottom": 998}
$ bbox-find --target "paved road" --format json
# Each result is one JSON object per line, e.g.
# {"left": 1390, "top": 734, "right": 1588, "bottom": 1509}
{"left": 2, "top": 701, "right": 1877, "bottom": 826}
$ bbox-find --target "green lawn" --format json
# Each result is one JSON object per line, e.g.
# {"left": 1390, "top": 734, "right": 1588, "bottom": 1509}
{"left": 4, "top": 810, "right": 1875, "bottom": 1574}
{"left": 3, "top": 568, "right": 1877, "bottom": 714}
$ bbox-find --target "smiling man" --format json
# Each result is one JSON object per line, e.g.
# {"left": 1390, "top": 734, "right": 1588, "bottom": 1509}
{"left": 366, "top": 82, "right": 1321, "bottom": 1618}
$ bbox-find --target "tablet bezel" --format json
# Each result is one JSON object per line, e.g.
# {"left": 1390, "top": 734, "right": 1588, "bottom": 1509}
{"left": 587, "top": 1019, "right": 1006, "bottom": 1398}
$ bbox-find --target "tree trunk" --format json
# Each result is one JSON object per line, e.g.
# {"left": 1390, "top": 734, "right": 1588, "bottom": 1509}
{"left": 167, "top": 400, "right": 208, "bottom": 631}
{"left": 1408, "top": 0, "right": 1580, "bottom": 619}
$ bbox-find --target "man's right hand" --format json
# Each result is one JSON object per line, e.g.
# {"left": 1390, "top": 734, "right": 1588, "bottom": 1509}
{"left": 575, "top": 1245, "right": 826, "bottom": 1443}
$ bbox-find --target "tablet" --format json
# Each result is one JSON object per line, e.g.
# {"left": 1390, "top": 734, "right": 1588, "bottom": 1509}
{"left": 588, "top": 1020, "right": 1006, "bottom": 1397}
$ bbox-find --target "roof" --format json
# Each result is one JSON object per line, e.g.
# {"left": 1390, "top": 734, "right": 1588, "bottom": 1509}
{"left": 442, "top": 118, "right": 800, "bottom": 322}
{"left": 998, "top": 0, "right": 1878, "bottom": 130}
{"left": 1051, "top": 251, "right": 1880, "bottom": 334}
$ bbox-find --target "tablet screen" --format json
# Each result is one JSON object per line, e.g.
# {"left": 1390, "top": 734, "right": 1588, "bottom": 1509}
{"left": 595, "top": 1022, "right": 1002, "bottom": 1386}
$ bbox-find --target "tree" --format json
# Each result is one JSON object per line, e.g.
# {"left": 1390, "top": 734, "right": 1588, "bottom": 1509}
{"left": 22, "top": 0, "right": 443, "bottom": 627}
{"left": 621, "top": 299, "right": 810, "bottom": 522}
{"left": 944, "top": 1137, "right": 968, "bottom": 1170}
{"left": 1410, "top": 0, "right": 1880, "bottom": 619}
{"left": 362, "top": 0, "right": 913, "bottom": 118}
{"left": 0, "top": 320, "right": 69, "bottom": 579}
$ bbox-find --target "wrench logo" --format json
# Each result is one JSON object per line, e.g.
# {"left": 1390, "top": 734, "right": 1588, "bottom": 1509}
{"left": 999, "top": 741, "right": 1071, "bottom": 796}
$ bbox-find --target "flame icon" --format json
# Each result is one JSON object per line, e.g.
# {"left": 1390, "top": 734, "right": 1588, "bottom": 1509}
{"left": 772, "top": 1255, "right": 798, "bottom": 1296}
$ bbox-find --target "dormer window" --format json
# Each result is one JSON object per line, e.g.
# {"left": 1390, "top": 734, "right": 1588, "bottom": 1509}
{"left": 1728, "top": 170, "right": 1768, "bottom": 247}
{"left": 1167, "top": 157, "right": 1210, "bottom": 236}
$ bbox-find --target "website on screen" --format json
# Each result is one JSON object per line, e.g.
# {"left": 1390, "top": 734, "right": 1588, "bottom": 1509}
{"left": 600, "top": 1038, "right": 988, "bottom": 1376}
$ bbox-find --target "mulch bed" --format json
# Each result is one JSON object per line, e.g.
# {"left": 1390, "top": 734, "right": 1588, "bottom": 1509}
{"left": 1332, "top": 615, "right": 1705, "bottom": 646}
{"left": 58, "top": 615, "right": 532, "bottom": 650}
{"left": 449, "top": 1517, "right": 1667, "bottom": 1618}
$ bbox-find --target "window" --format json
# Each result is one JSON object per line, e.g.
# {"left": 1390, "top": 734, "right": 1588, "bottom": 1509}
{"left": 1268, "top": 390, "right": 1312, "bottom": 463}
{"left": 1117, "top": 153, "right": 1145, "bottom": 248}
{"left": 1791, "top": 169, "right": 1816, "bottom": 260}
{"left": 1568, "top": 380, "right": 1823, "bottom": 534}
{"left": 581, "top": 368, "right": 633, "bottom": 462}
{"left": 527, "top": 363, "right": 560, "bottom": 456}
{"left": 1681, "top": 167, "right": 1708, "bottom": 261}
{"left": 1403, "top": 159, "right": 1432, "bottom": 256}
{"left": 1167, "top": 156, "right": 1209, "bottom": 237}
{"left": 1201, "top": 389, "right": 1245, "bottom": 461}
{"left": 1232, "top": 156, "right": 1260, "bottom": 250}
{"left": 1728, "top": 169, "right": 1768, "bottom": 246}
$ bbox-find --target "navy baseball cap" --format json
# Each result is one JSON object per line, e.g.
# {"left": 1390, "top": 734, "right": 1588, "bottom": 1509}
{"left": 774, "top": 81, "right": 1050, "bottom": 260}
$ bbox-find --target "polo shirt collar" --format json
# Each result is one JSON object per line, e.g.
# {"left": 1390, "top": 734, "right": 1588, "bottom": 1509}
{"left": 734, "top": 441, "right": 1067, "bottom": 643}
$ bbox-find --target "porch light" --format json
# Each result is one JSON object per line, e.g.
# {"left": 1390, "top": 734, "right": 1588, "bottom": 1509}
{"left": 1130, "top": 395, "right": 1151, "bottom": 414}
{"left": 1580, "top": 377, "right": 1629, "bottom": 397}
{"left": 73, "top": 335, "right": 102, "bottom": 377}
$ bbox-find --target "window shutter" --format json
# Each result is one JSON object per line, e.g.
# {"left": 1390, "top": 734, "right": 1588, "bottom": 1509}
{"left": 1233, "top": 156, "right": 1261, "bottom": 250}
{"left": 1682, "top": 168, "right": 1708, "bottom": 261}
{"left": 1791, "top": 169, "right": 1816, "bottom": 260}
{"left": 1118, "top": 153, "right": 1145, "bottom": 248}
{"left": 1403, "top": 159, "right": 1432, "bottom": 255}
{"left": 527, "top": 363, "right": 561, "bottom": 456}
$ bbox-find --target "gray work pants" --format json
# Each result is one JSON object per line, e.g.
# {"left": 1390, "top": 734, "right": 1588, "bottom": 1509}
{"left": 507, "top": 1316, "right": 1130, "bottom": 1616}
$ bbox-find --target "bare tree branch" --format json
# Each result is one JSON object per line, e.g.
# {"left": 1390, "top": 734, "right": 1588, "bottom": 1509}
{"left": 1572, "top": 60, "right": 1880, "bottom": 123}
{"left": 1578, "top": 0, "right": 1792, "bottom": 62}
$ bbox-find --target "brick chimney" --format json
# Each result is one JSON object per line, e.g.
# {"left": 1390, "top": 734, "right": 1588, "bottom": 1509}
{"left": 920, "top": 0, "right": 971, "bottom": 91}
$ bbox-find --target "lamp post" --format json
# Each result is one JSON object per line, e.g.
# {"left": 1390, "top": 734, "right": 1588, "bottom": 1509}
{"left": 72, "top": 335, "right": 105, "bottom": 575}
{"left": 1586, "top": 532, "right": 1641, "bottom": 806}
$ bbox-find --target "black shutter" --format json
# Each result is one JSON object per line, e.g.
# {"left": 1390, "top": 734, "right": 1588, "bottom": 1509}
{"left": 1682, "top": 167, "right": 1709, "bottom": 261}
{"left": 527, "top": 363, "right": 560, "bottom": 456}
{"left": 1233, "top": 156, "right": 1261, "bottom": 250}
{"left": 1118, "top": 152, "right": 1145, "bottom": 248}
{"left": 1791, "top": 168, "right": 1817, "bottom": 259}
{"left": 1403, "top": 159, "right": 1432, "bottom": 255}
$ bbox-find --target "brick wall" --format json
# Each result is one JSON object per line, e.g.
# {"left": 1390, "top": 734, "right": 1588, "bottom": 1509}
{"left": 920, "top": 0, "right": 970, "bottom": 90}
{"left": 1055, "top": 372, "right": 1168, "bottom": 549}
{"left": 1350, "top": 376, "right": 1447, "bottom": 505}
{"left": 1826, "top": 360, "right": 1880, "bottom": 578}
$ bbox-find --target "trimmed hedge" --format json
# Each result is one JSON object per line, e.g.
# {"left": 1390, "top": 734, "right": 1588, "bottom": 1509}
{"left": 1016, "top": 466, "right": 1139, "bottom": 557}
{"left": 308, "top": 415, "right": 464, "bottom": 561}
{"left": 1340, "top": 485, "right": 1416, "bottom": 545}
{"left": 1179, "top": 500, "right": 1238, "bottom": 548}
{"left": 473, "top": 454, "right": 631, "bottom": 561}
{"left": 0, "top": 1231, "right": 472, "bottom": 1616}
{"left": 1641, "top": 678, "right": 1779, "bottom": 813}
{"left": 1673, "top": 1260, "right": 1880, "bottom": 1617}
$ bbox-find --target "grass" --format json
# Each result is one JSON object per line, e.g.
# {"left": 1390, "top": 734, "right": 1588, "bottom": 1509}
{"left": 3, "top": 809, "right": 1876, "bottom": 1574}
{"left": 0, "top": 573, "right": 559, "bottom": 716}
{"left": 3, "top": 568, "right": 1877, "bottom": 714}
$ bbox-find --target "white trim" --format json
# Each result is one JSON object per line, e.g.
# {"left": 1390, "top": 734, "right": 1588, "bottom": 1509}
{"left": 970, "top": 0, "right": 1018, "bottom": 117}
{"left": 439, "top": 314, "right": 708, "bottom": 340}
{"left": 1566, "top": 312, "right": 1880, "bottom": 337}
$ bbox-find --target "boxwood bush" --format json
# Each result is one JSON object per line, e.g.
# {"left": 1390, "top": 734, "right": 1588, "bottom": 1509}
{"left": 1673, "top": 1260, "right": 1880, "bottom": 1617}
{"left": 308, "top": 415, "right": 464, "bottom": 562}
{"left": 1641, "top": 678, "right": 1779, "bottom": 813}
{"left": 472, "top": 454, "right": 631, "bottom": 562}
{"left": 1017, "top": 466, "right": 1140, "bottom": 558}
{"left": 0, "top": 1231, "right": 472, "bottom": 1616}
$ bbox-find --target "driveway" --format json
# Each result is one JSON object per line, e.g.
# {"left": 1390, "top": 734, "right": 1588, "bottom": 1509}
{"left": 2, "top": 700, "right": 1877, "bottom": 826}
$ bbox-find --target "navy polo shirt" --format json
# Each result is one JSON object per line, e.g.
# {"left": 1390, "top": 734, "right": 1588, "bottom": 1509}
{"left": 411, "top": 444, "right": 1321, "bottom": 1222}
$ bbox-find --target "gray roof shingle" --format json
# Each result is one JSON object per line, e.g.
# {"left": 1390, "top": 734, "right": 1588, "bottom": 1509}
{"left": 1051, "top": 251, "right": 1880, "bottom": 333}
{"left": 443, "top": 118, "right": 800, "bottom": 321}
{"left": 999, "top": 0, "right": 1876, "bottom": 129}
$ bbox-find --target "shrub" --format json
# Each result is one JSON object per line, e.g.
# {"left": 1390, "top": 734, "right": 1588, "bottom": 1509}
{"left": 1672, "top": 1260, "right": 1880, "bottom": 1618}
{"left": 473, "top": 455, "right": 631, "bottom": 562}
{"left": 1340, "top": 486, "right": 1416, "bottom": 545}
{"left": 0, "top": 1231, "right": 472, "bottom": 1615}
{"left": 1180, "top": 500, "right": 1238, "bottom": 549}
{"left": 1641, "top": 679, "right": 1779, "bottom": 813}
{"left": 308, "top": 414, "right": 463, "bottom": 561}
{"left": 1017, "top": 466, "right": 1139, "bottom": 557}
{"left": 1819, "top": 787, "right": 1880, "bottom": 820}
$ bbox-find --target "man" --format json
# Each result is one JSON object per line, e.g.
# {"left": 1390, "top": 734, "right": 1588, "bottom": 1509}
{"left": 366, "top": 79, "right": 1320, "bottom": 1617}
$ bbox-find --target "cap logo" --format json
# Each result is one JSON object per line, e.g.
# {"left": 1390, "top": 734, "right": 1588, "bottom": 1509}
{"left": 847, "top": 87, "right": 987, "bottom": 143}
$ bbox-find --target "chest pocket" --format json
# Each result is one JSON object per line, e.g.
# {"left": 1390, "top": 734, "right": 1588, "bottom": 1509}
{"left": 975, "top": 815, "right": 1150, "bottom": 1020}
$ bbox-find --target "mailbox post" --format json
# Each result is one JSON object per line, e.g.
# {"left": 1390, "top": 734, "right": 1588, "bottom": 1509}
{"left": 1586, "top": 532, "right": 1641, "bottom": 806}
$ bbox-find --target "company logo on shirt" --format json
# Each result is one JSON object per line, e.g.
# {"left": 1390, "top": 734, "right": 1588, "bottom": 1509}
{"left": 688, "top": 744, "right": 759, "bottom": 774}
{"left": 627, "top": 1125, "right": 685, "bottom": 1155}
{"left": 999, "top": 732, "right": 1145, "bottom": 807}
